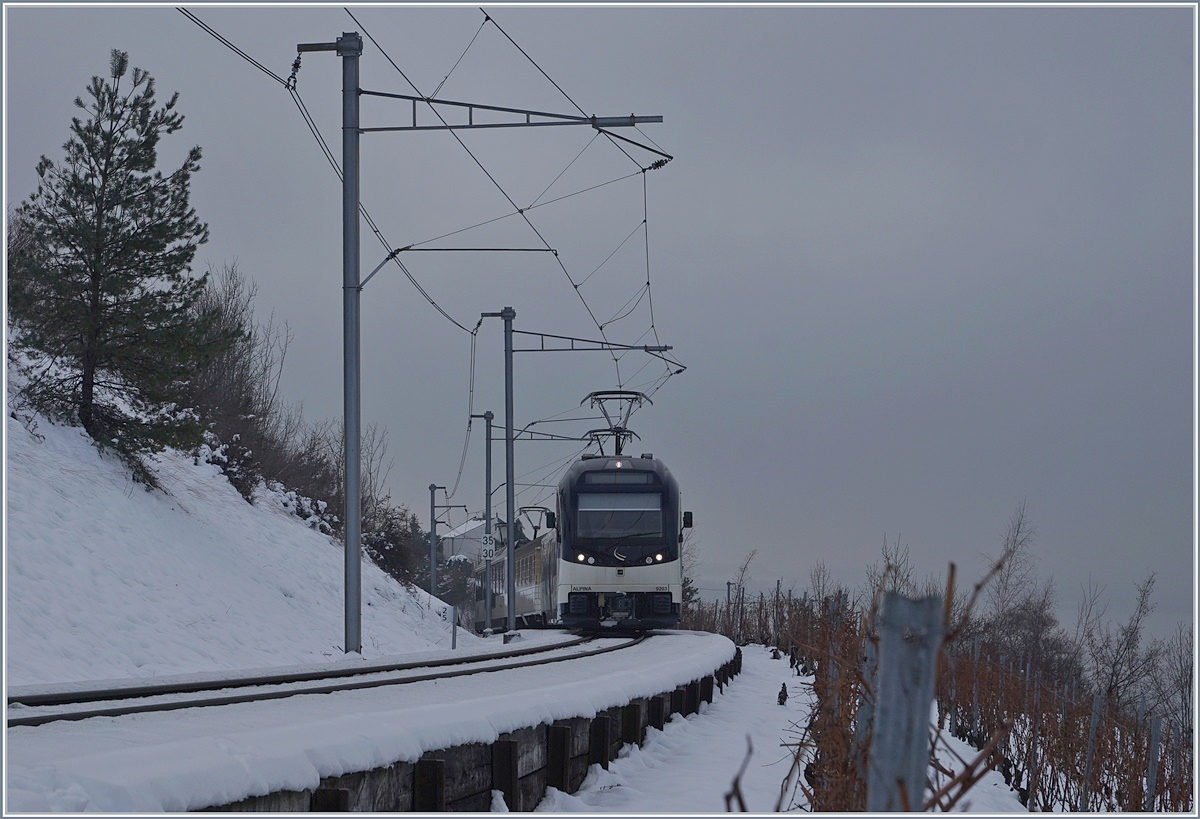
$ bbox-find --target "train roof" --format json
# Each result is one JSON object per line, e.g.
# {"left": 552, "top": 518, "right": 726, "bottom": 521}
{"left": 561, "top": 453, "right": 678, "bottom": 488}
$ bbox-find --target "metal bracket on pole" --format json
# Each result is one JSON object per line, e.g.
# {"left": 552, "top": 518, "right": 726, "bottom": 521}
{"left": 511, "top": 329, "right": 684, "bottom": 372}
{"left": 482, "top": 307, "right": 518, "bottom": 632}
{"left": 429, "top": 484, "right": 444, "bottom": 598}
{"left": 427, "top": 487, "right": 466, "bottom": 600}
{"left": 358, "top": 89, "right": 665, "bottom": 139}
{"left": 471, "top": 411, "right": 495, "bottom": 630}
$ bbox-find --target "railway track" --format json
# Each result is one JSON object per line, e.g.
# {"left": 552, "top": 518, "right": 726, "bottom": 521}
{"left": 7, "top": 633, "right": 646, "bottom": 728}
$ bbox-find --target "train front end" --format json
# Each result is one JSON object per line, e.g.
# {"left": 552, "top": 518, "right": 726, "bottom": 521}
{"left": 553, "top": 454, "right": 691, "bottom": 631}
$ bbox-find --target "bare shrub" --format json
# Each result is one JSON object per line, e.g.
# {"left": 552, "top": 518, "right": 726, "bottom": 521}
{"left": 704, "top": 504, "right": 1192, "bottom": 813}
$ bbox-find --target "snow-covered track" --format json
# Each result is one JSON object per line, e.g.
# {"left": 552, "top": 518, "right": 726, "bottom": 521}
{"left": 8, "top": 633, "right": 644, "bottom": 728}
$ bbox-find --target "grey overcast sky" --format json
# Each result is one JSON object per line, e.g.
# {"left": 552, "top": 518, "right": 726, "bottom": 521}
{"left": 4, "top": 4, "right": 1195, "bottom": 640}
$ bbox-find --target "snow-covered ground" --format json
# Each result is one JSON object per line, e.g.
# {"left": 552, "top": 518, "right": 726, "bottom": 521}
{"left": 4, "top": 396, "right": 1024, "bottom": 812}
{"left": 5, "top": 403, "right": 482, "bottom": 686}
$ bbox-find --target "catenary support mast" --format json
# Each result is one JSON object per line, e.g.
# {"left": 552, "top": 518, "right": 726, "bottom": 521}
{"left": 298, "top": 30, "right": 664, "bottom": 650}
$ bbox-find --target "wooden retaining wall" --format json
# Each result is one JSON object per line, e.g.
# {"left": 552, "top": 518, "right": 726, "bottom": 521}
{"left": 204, "top": 647, "right": 741, "bottom": 812}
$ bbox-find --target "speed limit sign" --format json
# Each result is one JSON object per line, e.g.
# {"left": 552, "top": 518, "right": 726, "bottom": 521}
{"left": 480, "top": 533, "right": 496, "bottom": 560}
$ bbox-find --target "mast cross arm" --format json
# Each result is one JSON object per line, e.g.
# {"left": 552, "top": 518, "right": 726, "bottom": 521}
{"left": 358, "top": 89, "right": 662, "bottom": 133}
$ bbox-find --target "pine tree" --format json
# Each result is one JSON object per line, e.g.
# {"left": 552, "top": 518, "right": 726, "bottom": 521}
{"left": 11, "top": 50, "right": 220, "bottom": 485}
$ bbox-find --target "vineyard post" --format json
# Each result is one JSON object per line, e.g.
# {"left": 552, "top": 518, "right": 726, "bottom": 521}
{"left": 827, "top": 596, "right": 842, "bottom": 722}
{"left": 1028, "top": 683, "right": 1041, "bottom": 810}
{"left": 1170, "top": 736, "right": 1182, "bottom": 810}
{"left": 1024, "top": 657, "right": 1031, "bottom": 714}
{"left": 866, "top": 592, "right": 944, "bottom": 812}
{"left": 971, "top": 635, "right": 981, "bottom": 737}
{"left": 997, "top": 656, "right": 1006, "bottom": 743}
{"left": 782, "top": 587, "right": 791, "bottom": 651}
{"left": 1079, "top": 693, "right": 1102, "bottom": 810}
{"left": 1144, "top": 716, "right": 1162, "bottom": 811}
{"left": 852, "top": 632, "right": 878, "bottom": 772}
{"left": 947, "top": 657, "right": 957, "bottom": 735}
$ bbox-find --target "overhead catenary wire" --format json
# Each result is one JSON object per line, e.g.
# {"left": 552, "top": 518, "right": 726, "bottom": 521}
{"left": 527, "top": 131, "right": 602, "bottom": 210}
{"left": 179, "top": 6, "right": 484, "bottom": 507}
{"left": 177, "top": 8, "right": 288, "bottom": 87}
{"left": 512, "top": 444, "right": 590, "bottom": 513}
{"left": 350, "top": 14, "right": 621, "bottom": 382}
{"left": 577, "top": 218, "right": 646, "bottom": 290}
{"left": 404, "top": 169, "right": 643, "bottom": 252}
{"left": 476, "top": 442, "right": 586, "bottom": 514}
{"left": 479, "top": 7, "right": 586, "bottom": 117}
{"left": 476, "top": 7, "right": 679, "bottom": 404}
{"left": 181, "top": 5, "right": 675, "bottom": 378}
{"left": 178, "top": 7, "right": 474, "bottom": 335}
{"left": 482, "top": 8, "right": 665, "bottom": 170}
{"left": 346, "top": 7, "right": 676, "bottom": 397}
{"left": 641, "top": 170, "right": 665, "bottom": 351}
{"left": 182, "top": 6, "right": 624, "bottom": 507}
{"left": 180, "top": 7, "right": 565, "bottom": 522}
{"left": 289, "top": 87, "right": 344, "bottom": 180}
{"left": 355, "top": 8, "right": 684, "bottom": 429}
{"left": 184, "top": 7, "right": 681, "bottom": 514}
{"left": 446, "top": 318, "right": 486, "bottom": 499}
{"left": 431, "top": 14, "right": 488, "bottom": 98}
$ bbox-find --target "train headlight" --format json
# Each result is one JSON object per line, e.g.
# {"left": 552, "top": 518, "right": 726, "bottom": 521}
{"left": 655, "top": 553, "right": 664, "bottom": 562}
{"left": 645, "top": 557, "right": 653, "bottom": 565}
{"left": 577, "top": 553, "right": 586, "bottom": 562}
{"left": 587, "top": 556, "right": 596, "bottom": 565}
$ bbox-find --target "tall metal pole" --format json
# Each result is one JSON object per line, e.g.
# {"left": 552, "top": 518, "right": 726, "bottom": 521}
{"left": 341, "top": 33, "right": 363, "bottom": 655}
{"left": 298, "top": 32, "right": 363, "bottom": 655}
{"left": 482, "top": 411, "right": 495, "bottom": 628}
{"left": 502, "top": 307, "right": 517, "bottom": 632}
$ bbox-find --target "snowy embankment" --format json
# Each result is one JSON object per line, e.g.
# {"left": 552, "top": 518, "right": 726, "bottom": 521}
{"left": 5, "top": 408, "right": 479, "bottom": 687}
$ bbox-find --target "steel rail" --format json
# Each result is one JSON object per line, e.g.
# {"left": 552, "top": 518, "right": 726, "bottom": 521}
{"left": 9, "top": 633, "right": 592, "bottom": 709}
{"left": 8, "top": 635, "right": 646, "bottom": 729}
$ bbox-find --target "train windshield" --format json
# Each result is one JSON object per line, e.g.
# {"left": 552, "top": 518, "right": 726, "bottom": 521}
{"left": 576, "top": 492, "right": 662, "bottom": 541}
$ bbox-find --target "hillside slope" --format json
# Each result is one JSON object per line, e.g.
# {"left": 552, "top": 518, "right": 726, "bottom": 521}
{"left": 5, "top": 403, "right": 479, "bottom": 687}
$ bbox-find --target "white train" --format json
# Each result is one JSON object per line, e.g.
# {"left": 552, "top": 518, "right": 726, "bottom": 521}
{"left": 475, "top": 452, "right": 692, "bottom": 631}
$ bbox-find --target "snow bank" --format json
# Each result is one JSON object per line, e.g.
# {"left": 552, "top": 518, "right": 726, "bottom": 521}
{"left": 5, "top": 408, "right": 480, "bottom": 686}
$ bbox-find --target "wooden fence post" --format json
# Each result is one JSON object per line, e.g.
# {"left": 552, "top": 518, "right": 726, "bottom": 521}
{"left": 589, "top": 715, "right": 612, "bottom": 770}
{"left": 866, "top": 592, "right": 944, "bottom": 812}
{"left": 547, "top": 725, "right": 571, "bottom": 792}
{"left": 649, "top": 694, "right": 666, "bottom": 731}
{"left": 414, "top": 757, "right": 446, "bottom": 812}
